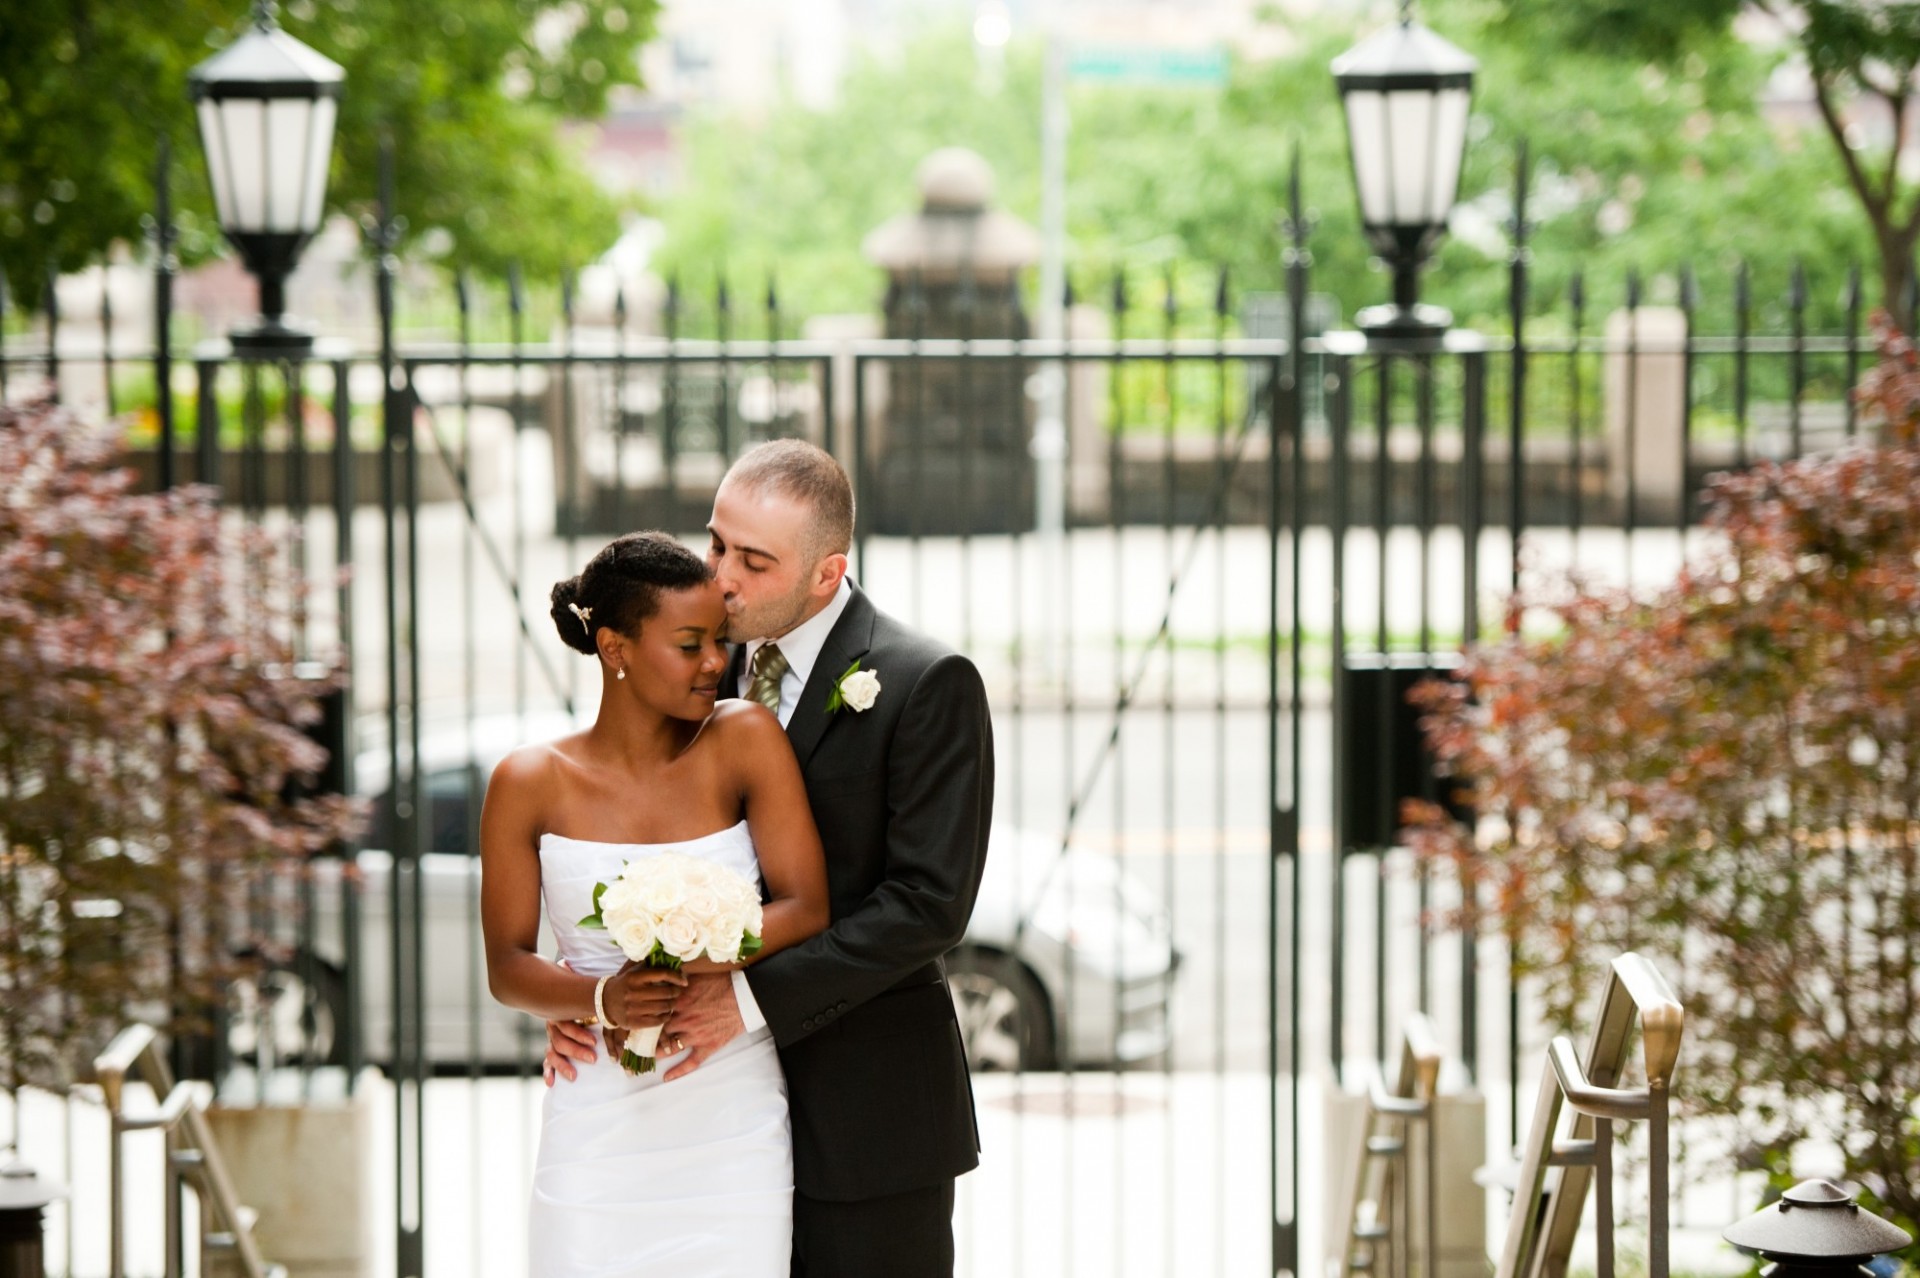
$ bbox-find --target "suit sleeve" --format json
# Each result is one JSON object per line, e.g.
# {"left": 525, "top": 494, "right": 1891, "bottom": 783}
{"left": 745, "top": 653, "right": 993, "bottom": 1045}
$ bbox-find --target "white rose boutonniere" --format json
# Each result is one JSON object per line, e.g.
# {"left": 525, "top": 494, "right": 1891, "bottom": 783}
{"left": 827, "top": 659, "right": 881, "bottom": 714}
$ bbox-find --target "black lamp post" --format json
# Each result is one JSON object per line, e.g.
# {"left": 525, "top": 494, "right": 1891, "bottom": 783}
{"left": 188, "top": 0, "right": 344, "bottom": 355}
{"left": 1331, "top": 0, "right": 1477, "bottom": 340}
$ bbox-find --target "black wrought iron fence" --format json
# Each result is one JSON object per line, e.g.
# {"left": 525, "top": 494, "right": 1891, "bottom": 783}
{"left": 0, "top": 148, "right": 1876, "bottom": 1277}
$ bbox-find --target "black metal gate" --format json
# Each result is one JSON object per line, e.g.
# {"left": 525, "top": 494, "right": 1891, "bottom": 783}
{"left": 0, "top": 146, "right": 1873, "bottom": 1277}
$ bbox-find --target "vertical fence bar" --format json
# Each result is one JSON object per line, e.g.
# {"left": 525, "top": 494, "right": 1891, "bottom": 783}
{"left": 1567, "top": 274, "right": 1585, "bottom": 546}
{"left": 196, "top": 357, "right": 219, "bottom": 490}
{"left": 371, "top": 138, "right": 425, "bottom": 1278}
{"left": 1413, "top": 349, "right": 1436, "bottom": 1015}
{"left": 154, "top": 135, "right": 177, "bottom": 492}
{"left": 1372, "top": 350, "right": 1391, "bottom": 1068}
{"left": 663, "top": 277, "right": 681, "bottom": 495}
{"left": 331, "top": 354, "right": 362, "bottom": 1088}
{"left": 1789, "top": 261, "right": 1807, "bottom": 458}
{"left": 44, "top": 261, "right": 60, "bottom": 403}
{"left": 1328, "top": 346, "right": 1352, "bottom": 1086}
{"left": 1844, "top": 265, "right": 1862, "bottom": 439}
{"left": 1458, "top": 348, "right": 1485, "bottom": 1082}
{"left": 1278, "top": 155, "right": 1310, "bottom": 1275}
{"left": 100, "top": 271, "right": 117, "bottom": 417}
{"left": 612, "top": 282, "right": 629, "bottom": 531}
{"left": 1212, "top": 263, "right": 1233, "bottom": 1263}
{"left": 1, "top": 263, "right": 10, "bottom": 401}
{"left": 1158, "top": 264, "right": 1179, "bottom": 1276}
{"left": 1678, "top": 267, "right": 1697, "bottom": 539}
{"left": 1734, "top": 261, "right": 1751, "bottom": 467}
{"left": 1623, "top": 271, "right": 1642, "bottom": 580}
{"left": 1508, "top": 141, "right": 1530, "bottom": 592}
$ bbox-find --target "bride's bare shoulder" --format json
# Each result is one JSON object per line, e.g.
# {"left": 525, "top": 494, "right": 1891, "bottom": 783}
{"left": 490, "top": 735, "right": 586, "bottom": 790}
{"left": 699, "top": 700, "right": 785, "bottom": 753}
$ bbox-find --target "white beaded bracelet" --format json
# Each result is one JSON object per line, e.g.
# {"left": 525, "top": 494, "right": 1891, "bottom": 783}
{"left": 594, "top": 973, "right": 617, "bottom": 1029}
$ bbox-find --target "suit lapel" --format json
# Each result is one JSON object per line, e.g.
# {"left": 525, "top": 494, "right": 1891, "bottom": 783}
{"left": 784, "top": 584, "right": 877, "bottom": 770}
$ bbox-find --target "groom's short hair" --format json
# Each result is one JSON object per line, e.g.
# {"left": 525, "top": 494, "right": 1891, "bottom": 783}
{"left": 727, "top": 439, "right": 855, "bottom": 565}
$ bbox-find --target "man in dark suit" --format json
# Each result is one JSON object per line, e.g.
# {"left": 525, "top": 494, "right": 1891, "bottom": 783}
{"left": 544, "top": 439, "right": 994, "bottom": 1276}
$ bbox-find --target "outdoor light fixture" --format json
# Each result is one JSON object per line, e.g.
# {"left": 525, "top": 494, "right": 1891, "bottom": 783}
{"left": 188, "top": 0, "right": 344, "bottom": 354}
{"left": 1331, "top": 1, "right": 1477, "bottom": 339}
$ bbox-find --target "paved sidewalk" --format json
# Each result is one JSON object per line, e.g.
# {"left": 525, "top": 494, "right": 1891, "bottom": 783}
{"left": 13, "top": 1065, "right": 1758, "bottom": 1278}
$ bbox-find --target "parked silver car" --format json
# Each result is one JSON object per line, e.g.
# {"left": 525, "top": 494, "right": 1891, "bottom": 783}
{"left": 230, "top": 714, "right": 1177, "bottom": 1074}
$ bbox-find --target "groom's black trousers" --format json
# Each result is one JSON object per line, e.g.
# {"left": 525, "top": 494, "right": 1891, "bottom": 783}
{"left": 791, "top": 1180, "right": 955, "bottom": 1278}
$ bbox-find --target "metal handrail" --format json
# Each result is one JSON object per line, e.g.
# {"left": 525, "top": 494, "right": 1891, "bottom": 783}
{"left": 1494, "top": 952, "right": 1685, "bottom": 1278}
{"left": 94, "top": 1024, "right": 279, "bottom": 1278}
{"left": 1339, "top": 1011, "right": 1444, "bottom": 1278}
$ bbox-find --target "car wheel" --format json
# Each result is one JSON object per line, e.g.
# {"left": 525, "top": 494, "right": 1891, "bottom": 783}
{"left": 226, "top": 954, "right": 346, "bottom": 1067}
{"left": 946, "top": 947, "right": 1056, "bottom": 1072}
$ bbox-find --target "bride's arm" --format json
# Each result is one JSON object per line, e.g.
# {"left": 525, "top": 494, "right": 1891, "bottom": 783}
{"left": 699, "top": 703, "right": 829, "bottom": 966}
{"left": 479, "top": 747, "right": 685, "bottom": 1026}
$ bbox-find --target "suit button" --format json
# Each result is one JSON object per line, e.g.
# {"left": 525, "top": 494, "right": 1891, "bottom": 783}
{"left": 802, "top": 1018, "right": 815, "bottom": 1030}
{"left": 836, "top": 1001, "right": 848, "bottom": 1012}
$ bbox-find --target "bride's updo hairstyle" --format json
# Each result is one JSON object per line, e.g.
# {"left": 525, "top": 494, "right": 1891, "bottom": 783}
{"left": 549, "top": 532, "right": 713, "bottom": 655}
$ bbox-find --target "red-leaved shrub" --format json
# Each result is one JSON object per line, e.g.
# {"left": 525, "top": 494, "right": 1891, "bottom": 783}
{"left": 1405, "top": 318, "right": 1920, "bottom": 1222}
{"left": 0, "top": 400, "right": 363, "bottom": 1092}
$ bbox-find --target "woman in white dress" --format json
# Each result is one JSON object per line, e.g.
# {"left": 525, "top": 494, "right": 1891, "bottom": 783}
{"left": 480, "top": 531, "right": 830, "bottom": 1277}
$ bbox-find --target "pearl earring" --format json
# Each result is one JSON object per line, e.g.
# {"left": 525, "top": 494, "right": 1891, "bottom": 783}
{"left": 616, "top": 667, "right": 627, "bottom": 680}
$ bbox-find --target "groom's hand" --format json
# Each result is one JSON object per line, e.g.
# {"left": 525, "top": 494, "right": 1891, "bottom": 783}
{"left": 543, "top": 1018, "right": 599, "bottom": 1087}
{"left": 661, "top": 972, "right": 745, "bottom": 1081}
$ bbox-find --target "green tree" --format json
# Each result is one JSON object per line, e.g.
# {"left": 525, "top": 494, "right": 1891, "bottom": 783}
{"left": 1475, "top": 0, "right": 1920, "bottom": 316}
{"left": 652, "top": 10, "right": 1869, "bottom": 336}
{"left": 0, "top": 0, "right": 659, "bottom": 302}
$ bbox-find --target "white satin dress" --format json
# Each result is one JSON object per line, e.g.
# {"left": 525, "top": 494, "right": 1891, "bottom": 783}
{"left": 529, "top": 822, "right": 792, "bottom": 1277}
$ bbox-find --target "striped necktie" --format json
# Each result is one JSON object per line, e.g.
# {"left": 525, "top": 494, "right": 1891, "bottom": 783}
{"left": 747, "top": 643, "right": 788, "bottom": 715}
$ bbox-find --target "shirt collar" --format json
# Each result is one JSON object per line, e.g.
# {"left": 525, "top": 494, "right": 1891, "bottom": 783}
{"left": 743, "top": 577, "right": 854, "bottom": 691}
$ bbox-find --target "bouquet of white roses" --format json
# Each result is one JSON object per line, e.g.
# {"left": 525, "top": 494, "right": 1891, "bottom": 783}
{"left": 578, "top": 851, "right": 765, "bottom": 1073}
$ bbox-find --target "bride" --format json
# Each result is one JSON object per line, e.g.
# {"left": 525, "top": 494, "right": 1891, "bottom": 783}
{"left": 480, "top": 531, "right": 830, "bottom": 1276}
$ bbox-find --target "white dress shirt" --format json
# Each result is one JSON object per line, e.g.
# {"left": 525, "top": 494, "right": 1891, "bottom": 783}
{"left": 728, "top": 577, "right": 855, "bottom": 1032}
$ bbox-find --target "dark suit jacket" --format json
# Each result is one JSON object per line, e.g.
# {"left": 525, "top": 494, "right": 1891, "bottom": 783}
{"left": 734, "top": 582, "right": 993, "bottom": 1202}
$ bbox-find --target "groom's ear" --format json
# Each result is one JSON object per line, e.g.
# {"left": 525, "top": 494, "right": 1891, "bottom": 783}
{"left": 811, "top": 552, "right": 849, "bottom": 596}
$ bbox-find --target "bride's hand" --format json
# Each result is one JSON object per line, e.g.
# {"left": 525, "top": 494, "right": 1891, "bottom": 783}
{"left": 608, "top": 960, "right": 687, "bottom": 1029}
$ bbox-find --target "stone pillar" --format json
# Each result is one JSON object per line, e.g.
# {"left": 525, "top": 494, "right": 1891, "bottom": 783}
{"left": 861, "top": 147, "right": 1043, "bottom": 534}
{"left": 206, "top": 1079, "right": 376, "bottom": 1278}
{"left": 1603, "top": 306, "right": 1689, "bottom": 525}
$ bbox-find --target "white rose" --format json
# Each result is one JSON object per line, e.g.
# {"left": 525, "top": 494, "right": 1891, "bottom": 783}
{"left": 600, "top": 895, "right": 658, "bottom": 962}
{"left": 706, "top": 922, "right": 747, "bottom": 963}
{"left": 655, "top": 912, "right": 709, "bottom": 963}
{"left": 839, "top": 668, "right": 881, "bottom": 712}
{"left": 636, "top": 858, "right": 688, "bottom": 915}
{"left": 679, "top": 858, "right": 717, "bottom": 890}
{"left": 681, "top": 885, "right": 723, "bottom": 930}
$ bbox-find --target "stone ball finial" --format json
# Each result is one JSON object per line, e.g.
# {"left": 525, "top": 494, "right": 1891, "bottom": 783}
{"left": 918, "top": 148, "right": 996, "bottom": 212}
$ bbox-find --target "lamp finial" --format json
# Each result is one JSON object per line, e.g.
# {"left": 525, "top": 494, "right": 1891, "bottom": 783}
{"left": 1400, "top": 0, "right": 1414, "bottom": 24}
{"left": 251, "top": 0, "right": 278, "bottom": 31}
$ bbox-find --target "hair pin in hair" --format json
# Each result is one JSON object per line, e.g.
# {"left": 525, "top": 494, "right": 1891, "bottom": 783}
{"left": 568, "top": 602, "right": 594, "bottom": 635}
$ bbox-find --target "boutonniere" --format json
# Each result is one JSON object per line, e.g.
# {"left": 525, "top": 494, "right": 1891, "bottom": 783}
{"left": 826, "top": 659, "right": 881, "bottom": 714}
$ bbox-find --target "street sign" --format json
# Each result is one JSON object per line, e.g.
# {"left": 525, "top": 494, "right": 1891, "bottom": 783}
{"left": 1067, "top": 46, "right": 1229, "bottom": 87}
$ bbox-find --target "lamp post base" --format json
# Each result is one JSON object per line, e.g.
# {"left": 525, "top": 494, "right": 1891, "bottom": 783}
{"left": 228, "top": 319, "right": 317, "bottom": 358}
{"left": 1354, "top": 300, "right": 1453, "bottom": 340}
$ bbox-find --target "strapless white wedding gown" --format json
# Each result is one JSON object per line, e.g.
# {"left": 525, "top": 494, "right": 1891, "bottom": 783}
{"left": 529, "top": 822, "right": 792, "bottom": 1277}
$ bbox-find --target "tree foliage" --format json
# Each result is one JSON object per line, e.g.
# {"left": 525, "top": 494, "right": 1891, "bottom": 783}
{"left": 0, "top": 401, "right": 363, "bottom": 1091}
{"left": 1405, "top": 322, "right": 1920, "bottom": 1224}
{"left": 652, "top": 8, "right": 1870, "bottom": 334}
{"left": 0, "top": 0, "right": 659, "bottom": 303}
{"left": 1477, "top": 0, "right": 1920, "bottom": 315}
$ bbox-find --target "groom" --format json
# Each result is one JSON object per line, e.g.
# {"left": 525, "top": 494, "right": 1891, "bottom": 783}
{"left": 544, "top": 439, "right": 994, "bottom": 1276}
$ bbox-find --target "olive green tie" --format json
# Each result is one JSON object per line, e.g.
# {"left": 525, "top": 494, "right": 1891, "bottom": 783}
{"left": 747, "top": 643, "right": 788, "bottom": 714}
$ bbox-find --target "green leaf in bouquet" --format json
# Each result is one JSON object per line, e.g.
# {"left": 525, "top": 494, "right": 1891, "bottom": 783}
{"left": 737, "top": 933, "right": 764, "bottom": 961}
{"left": 577, "top": 879, "right": 611, "bottom": 928}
